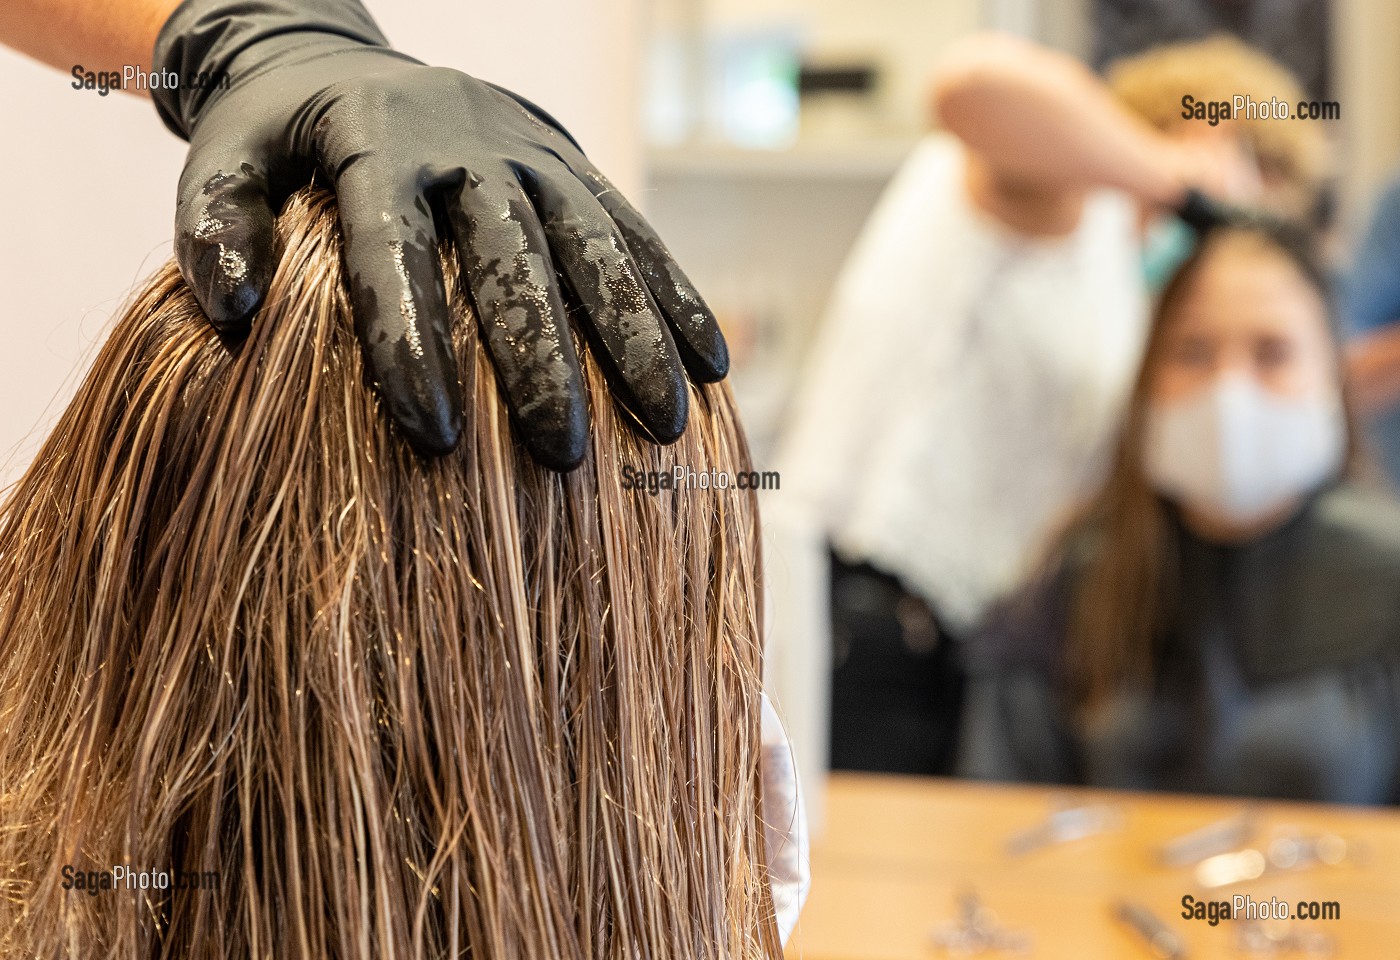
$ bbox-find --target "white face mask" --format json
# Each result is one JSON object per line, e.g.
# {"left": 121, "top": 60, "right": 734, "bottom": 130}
{"left": 1142, "top": 374, "right": 1345, "bottom": 525}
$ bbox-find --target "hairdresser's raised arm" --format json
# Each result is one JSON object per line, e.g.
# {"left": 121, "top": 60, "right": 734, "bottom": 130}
{"left": 0, "top": 0, "right": 175, "bottom": 81}
{"left": 930, "top": 33, "right": 1210, "bottom": 213}
{"left": 0, "top": 0, "right": 727, "bottom": 469}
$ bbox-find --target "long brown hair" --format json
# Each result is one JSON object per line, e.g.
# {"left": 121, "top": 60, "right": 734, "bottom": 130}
{"left": 0, "top": 188, "right": 782, "bottom": 959}
{"left": 1061, "top": 224, "right": 1360, "bottom": 713}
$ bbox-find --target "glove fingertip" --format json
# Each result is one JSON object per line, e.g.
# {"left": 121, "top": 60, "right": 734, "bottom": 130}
{"left": 513, "top": 369, "right": 591, "bottom": 471}
{"left": 510, "top": 381, "right": 589, "bottom": 471}
{"left": 524, "top": 424, "right": 589, "bottom": 473}
{"left": 682, "top": 332, "right": 730, "bottom": 384}
{"left": 635, "top": 369, "right": 689, "bottom": 446}
{"left": 176, "top": 210, "right": 276, "bottom": 337}
{"left": 198, "top": 258, "right": 268, "bottom": 336}
{"left": 397, "top": 411, "right": 462, "bottom": 461}
{"left": 379, "top": 357, "right": 465, "bottom": 458}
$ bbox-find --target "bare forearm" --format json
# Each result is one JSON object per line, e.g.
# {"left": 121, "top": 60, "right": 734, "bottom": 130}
{"left": 931, "top": 33, "right": 1184, "bottom": 206}
{"left": 1347, "top": 325, "right": 1400, "bottom": 414}
{"left": 0, "top": 0, "right": 181, "bottom": 96}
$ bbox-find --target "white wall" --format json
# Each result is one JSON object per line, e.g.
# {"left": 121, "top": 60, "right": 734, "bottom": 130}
{"left": 700, "top": 0, "right": 980, "bottom": 136}
{"left": 0, "top": 0, "right": 643, "bottom": 488}
{"left": 0, "top": 46, "right": 184, "bottom": 486}
{"left": 372, "top": 0, "right": 644, "bottom": 197}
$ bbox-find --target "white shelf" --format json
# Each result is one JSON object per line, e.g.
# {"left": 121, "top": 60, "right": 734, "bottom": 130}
{"left": 646, "top": 140, "right": 916, "bottom": 182}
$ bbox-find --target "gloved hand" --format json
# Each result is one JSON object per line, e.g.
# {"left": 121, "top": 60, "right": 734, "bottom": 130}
{"left": 1174, "top": 188, "right": 1235, "bottom": 234}
{"left": 1175, "top": 187, "right": 1290, "bottom": 237}
{"left": 152, "top": 0, "right": 728, "bottom": 468}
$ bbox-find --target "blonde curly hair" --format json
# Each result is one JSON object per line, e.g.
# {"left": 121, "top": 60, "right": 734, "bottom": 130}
{"left": 1108, "top": 35, "right": 1329, "bottom": 196}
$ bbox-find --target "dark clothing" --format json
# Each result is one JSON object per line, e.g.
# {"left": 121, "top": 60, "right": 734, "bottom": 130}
{"left": 1092, "top": 0, "right": 1331, "bottom": 101}
{"left": 958, "top": 482, "right": 1400, "bottom": 803}
{"left": 828, "top": 552, "right": 966, "bottom": 775}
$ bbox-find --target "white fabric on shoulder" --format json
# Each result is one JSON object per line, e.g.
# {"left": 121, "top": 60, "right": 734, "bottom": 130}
{"left": 761, "top": 134, "right": 1146, "bottom": 829}
{"left": 759, "top": 691, "right": 810, "bottom": 945}
{"left": 770, "top": 133, "right": 1147, "bottom": 632}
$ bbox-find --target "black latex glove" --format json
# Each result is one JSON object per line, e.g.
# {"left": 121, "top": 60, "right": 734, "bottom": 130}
{"left": 1175, "top": 187, "right": 1288, "bottom": 237}
{"left": 1174, "top": 188, "right": 1234, "bottom": 234}
{"left": 152, "top": 0, "right": 728, "bottom": 468}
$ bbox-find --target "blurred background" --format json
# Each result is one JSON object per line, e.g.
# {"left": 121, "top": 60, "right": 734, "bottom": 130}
{"left": 638, "top": 0, "right": 1395, "bottom": 456}
{"left": 634, "top": 0, "right": 1400, "bottom": 837}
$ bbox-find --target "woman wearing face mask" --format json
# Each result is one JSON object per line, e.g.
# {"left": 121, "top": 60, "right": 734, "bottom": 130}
{"left": 764, "top": 33, "right": 1328, "bottom": 791}
{"left": 957, "top": 223, "right": 1400, "bottom": 803}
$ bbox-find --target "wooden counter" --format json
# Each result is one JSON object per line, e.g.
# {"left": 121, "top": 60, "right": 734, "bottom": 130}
{"left": 785, "top": 774, "right": 1400, "bottom": 959}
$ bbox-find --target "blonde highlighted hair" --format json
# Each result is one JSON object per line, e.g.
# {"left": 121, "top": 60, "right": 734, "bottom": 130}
{"left": 0, "top": 188, "right": 782, "bottom": 958}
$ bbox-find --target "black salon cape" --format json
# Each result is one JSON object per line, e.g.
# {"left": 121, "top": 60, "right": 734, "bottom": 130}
{"left": 957, "top": 481, "right": 1400, "bottom": 803}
